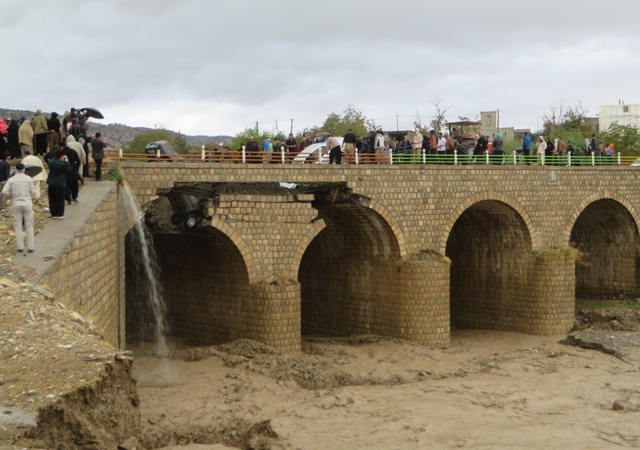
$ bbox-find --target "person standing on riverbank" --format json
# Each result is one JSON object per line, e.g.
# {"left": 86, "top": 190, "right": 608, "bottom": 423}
{"left": 1, "top": 163, "right": 36, "bottom": 252}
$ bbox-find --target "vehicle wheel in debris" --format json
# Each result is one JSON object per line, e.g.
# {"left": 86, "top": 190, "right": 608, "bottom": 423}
{"left": 170, "top": 213, "right": 183, "bottom": 226}
{"left": 184, "top": 210, "right": 203, "bottom": 230}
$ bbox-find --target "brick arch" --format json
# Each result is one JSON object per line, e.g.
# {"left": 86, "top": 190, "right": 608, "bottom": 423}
{"left": 289, "top": 199, "right": 408, "bottom": 278}
{"left": 209, "top": 217, "right": 258, "bottom": 284}
{"left": 562, "top": 190, "right": 640, "bottom": 245}
{"left": 365, "top": 199, "right": 409, "bottom": 259}
{"left": 438, "top": 191, "right": 539, "bottom": 254}
{"left": 289, "top": 219, "right": 326, "bottom": 279}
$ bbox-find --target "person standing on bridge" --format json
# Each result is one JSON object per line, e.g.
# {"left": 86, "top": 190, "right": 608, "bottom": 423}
{"left": 428, "top": 130, "right": 437, "bottom": 156}
{"left": 493, "top": 134, "right": 505, "bottom": 164}
{"left": 522, "top": 131, "right": 532, "bottom": 165}
{"left": 436, "top": 132, "right": 446, "bottom": 162}
{"left": 285, "top": 133, "right": 297, "bottom": 162}
{"left": 61, "top": 141, "right": 81, "bottom": 204}
{"left": 21, "top": 151, "right": 46, "bottom": 205}
{"left": 374, "top": 130, "right": 385, "bottom": 162}
{"left": 326, "top": 133, "right": 342, "bottom": 164}
{"left": 536, "top": 136, "right": 547, "bottom": 164}
{"left": 343, "top": 129, "right": 357, "bottom": 164}
{"left": 18, "top": 118, "right": 34, "bottom": 158}
{"left": 0, "top": 151, "right": 11, "bottom": 211}
{"left": 2, "top": 163, "right": 36, "bottom": 252}
{"left": 261, "top": 138, "right": 272, "bottom": 163}
{"left": 589, "top": 134, "right": 599, "bottom": 156}
{"left": 606, "top": 143, "right": 615, "bottom": 157}
{"left": 556, "top": 136, "right": 566, "bottom": 156}
{"left": 412, "top": 126, "right": 423, "bottom": 158}
{"left": 47, "top": 150, "right": 71, "bottom": 219}
{"left": 91, "top": 132, "right": 107, "bottom": 181}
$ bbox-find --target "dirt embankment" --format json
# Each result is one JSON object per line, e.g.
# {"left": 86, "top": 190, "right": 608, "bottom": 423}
{"left": 1, "top": 201, "right": 141, "bottom": 450}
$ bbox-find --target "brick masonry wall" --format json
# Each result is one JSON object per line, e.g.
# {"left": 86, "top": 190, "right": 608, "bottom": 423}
{"left": 40, "top": 186, "right": 124, "bottom": 348}
{"left": 524, "top": 252, "right": 576, "bottom": 334}
{"left": 571, "top": 199, "right": 640, "bottom": 296}
{"left": 122, "top": 164, "right": 640, "bottom": 253}
{"left": 146, "top": 231, "right": 302, "bottom": 352}
{"left": 120, "top": 163, "right": 640, "bottom": 347}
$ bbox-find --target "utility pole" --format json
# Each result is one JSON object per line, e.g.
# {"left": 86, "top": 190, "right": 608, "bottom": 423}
{"left": 255, "top": 121, "right": 259, "bottom": 135}
{"left": 290, "top": 119, "right": 293, "bottom": 135}
{"left": 396, "top": 114, "right": 399, "bottom": 131}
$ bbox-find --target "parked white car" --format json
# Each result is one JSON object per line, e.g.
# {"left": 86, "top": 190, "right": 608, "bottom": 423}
{"left": 291, "top": 137, "right": 344, "bottom": 164}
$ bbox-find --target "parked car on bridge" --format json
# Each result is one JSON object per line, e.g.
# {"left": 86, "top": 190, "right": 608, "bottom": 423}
{"left": 144, "top": 140, "right": 186, "bottom": 162}
{"left": 291, "top": 137, "right": 344, "bottom": 164}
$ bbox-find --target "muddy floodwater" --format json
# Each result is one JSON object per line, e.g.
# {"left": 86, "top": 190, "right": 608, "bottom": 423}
{"left": 133, "top": 318, "right": 640, "bottom": 450}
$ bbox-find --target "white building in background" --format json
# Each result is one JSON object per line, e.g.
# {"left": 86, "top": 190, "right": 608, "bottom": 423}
{"left": 599, "top": 103, "right": 640, "bottom": 131}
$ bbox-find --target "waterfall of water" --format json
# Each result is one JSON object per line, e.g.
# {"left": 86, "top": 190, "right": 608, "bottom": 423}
{"left": 120, "top": 183, "right": 169, "bottom": 358}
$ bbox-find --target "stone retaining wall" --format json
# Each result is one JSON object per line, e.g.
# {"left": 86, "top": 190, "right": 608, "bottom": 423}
{"left": 40, "top": 185, "right": 124, "bottom": 348}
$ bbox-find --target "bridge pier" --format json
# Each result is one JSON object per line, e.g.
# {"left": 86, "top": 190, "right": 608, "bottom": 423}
{"left": 392, "top": 254, "right": 450, "bottom": 345}
{"left": 524, "top": 250, "right": 576, "bottom": 334}
{"left": 248, "top": 278, "right": 301, "bottom": 352}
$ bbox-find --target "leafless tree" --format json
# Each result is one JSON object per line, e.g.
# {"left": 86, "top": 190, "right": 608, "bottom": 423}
{"left": 429, "top": 97, "right": 451, "bottom": 133}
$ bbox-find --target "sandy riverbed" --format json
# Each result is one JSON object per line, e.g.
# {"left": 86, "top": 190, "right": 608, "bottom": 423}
{"left": 133, "top": 325, "right": 640, "bottom": 450}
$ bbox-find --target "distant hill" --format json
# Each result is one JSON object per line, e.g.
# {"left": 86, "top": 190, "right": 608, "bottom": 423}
{"left": 0, "top": 108, "right": 232, "bottom": 149}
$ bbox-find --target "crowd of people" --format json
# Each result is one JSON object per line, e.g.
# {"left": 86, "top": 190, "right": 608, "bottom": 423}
{"left": 242, "top": 127, "right": 503, "bottom": 164}
{"left": 240, "top": 126, "right": 616, "bottom": 166}
{"left": 517, "top": 132, "right": 614, "bottom": 164}
{"left": 0, "top": 108, "right": 109, "bottom": 253}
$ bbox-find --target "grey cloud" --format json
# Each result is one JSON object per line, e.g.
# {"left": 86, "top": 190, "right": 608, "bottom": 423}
{"left": 2, "top": 0, "right": 640, "bottom": 135}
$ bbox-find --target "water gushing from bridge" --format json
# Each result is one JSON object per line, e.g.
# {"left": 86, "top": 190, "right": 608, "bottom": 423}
{"left": 120, "top": 184, "right": 169, "bottom": 358}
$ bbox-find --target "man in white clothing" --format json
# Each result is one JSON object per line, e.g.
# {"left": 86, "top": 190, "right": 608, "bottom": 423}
{"left": 1, "top": 163, "right": 36, "bottom": 252}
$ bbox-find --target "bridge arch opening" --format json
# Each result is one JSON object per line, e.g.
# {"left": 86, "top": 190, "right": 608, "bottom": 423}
{"left": 125, "top": 227, "right": 252, "bottom": 347}
{"left": 298, "top": 203, "right": 402, "bottom": 338}
{"left": 571, "top": 199, "right": 640, "bottom": 297}
{"left": 446, "top": 200, "right": 532, "bottom": 331}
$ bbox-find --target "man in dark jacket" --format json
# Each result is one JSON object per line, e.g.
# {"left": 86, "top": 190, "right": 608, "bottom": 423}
{"left": 474, "top": 135, "right": 488, "bottom": 156}
{"left": 61, "top": 143, "right": 81, "bottom": 204}
{"left": 0, "top": 151, "right": 11, "bottom": 210}
{"left": 7, "top": 119, "right": 21, "bottom": 159}
{"left": 46, "top": 150, "right": 71, "bottom": 219}
{"left": 343, "top": 129, "right": 356, "bottom": 163}
{"left": 48, "top": 112, "right": 61, "bottom": 150}
{"left": 91, "top": 132, "right": 106, "bottom": 181}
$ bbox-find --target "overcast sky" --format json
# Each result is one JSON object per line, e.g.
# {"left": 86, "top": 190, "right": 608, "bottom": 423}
{"left": 3, "top": 0, "right": 639, "bottom": 137}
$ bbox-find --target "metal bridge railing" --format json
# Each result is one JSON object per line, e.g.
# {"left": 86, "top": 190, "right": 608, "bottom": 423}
{"left": 104, "top": 148, "right": 637, "bottom": 167}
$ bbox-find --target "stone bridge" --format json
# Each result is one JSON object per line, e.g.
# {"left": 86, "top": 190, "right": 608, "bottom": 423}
{"left": 120, "top": 163, "right": 640, "bottom": 352}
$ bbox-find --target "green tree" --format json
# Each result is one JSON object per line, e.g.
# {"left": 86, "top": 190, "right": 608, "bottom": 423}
{"left": 538, "top": 102, "right": 595, "bottom": 151}
{"left": 599, "top": 123, "right": 640, "bottom": 155}
{"left": 230, "top": 127, "right": 274, "bottom": 151}
{"left": 173, "top": 132, "right": 190, "bottom": 153}
{"left": 314, "top": 105, "right": 377, "bottom": 137}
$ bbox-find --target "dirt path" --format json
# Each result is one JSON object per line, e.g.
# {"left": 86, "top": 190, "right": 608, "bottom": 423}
{"left": 135, "top": 328, "right": 640, "bottom": 449}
